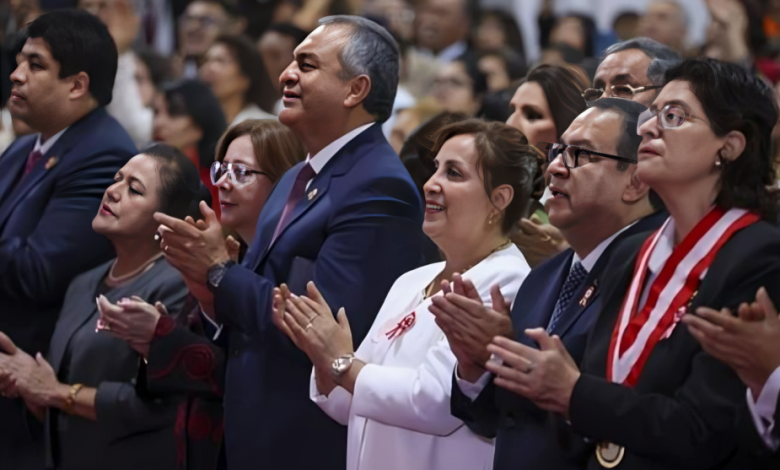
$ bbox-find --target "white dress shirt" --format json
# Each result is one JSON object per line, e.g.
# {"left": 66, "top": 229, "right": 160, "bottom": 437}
{"left": 456, "top": 221, "right": 636, "bottom": 400}
{"left": 311, "top": 244, "right": 530, "bottom": 470}
{"left": 306, "top": 123, "right": 374, "bottom": 173}
{"left": 35, "top": 127, "right": 69, "bottom": 156}
{"left": 747, "top": 361, "right": 780, "bottom": 450}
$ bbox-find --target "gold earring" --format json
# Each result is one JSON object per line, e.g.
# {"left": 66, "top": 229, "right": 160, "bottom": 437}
{"left": 488, "top": 213, "right": 494, "bottom": 225}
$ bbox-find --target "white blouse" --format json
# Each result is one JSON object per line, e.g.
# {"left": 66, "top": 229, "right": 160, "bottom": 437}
{"left": 310, "top": 244, "right": 530, "bottom": 470}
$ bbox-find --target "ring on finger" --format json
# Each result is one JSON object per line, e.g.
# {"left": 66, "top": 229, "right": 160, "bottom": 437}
{"left": 305, "top": 322, "right": 314, "bottom": 331}
{"left": 525, "top": 361, "right": 535, "bottom": 373}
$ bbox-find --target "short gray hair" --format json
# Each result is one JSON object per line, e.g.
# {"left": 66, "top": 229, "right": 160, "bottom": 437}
{"left": 319, "top": 15, "right": 399, "bottom": 123}
{"left": 603, "top": 37, "right": 681, "bottom": 85}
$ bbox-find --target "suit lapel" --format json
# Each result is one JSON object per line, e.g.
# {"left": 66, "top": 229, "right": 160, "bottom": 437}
{"left": 514, "top": 251, "right": 572, "bottom": 344}
{"left": 0, "top": 138, "right": 33, "bottom": 206}
{"left": 49, "top": 263, "right": 111, "bottom": 373}
{"left": 551, "top": 211, "right": 667, "bottom": 339}
{"left": 0, "top": 109, "right": 105, "bottom": 232}
{"left": 250, "top": 126, "right": 384, "bottom": 270}
{"left": 245, "top": 166, "right": 299, "bottom": 269}
{"left": 551, "top": 272, "right": 600, "bottom": 338}
{"left": 257, "top": 166, "right": 332, "bottom": 266}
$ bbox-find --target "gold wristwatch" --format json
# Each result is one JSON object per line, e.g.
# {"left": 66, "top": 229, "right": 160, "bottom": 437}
{"left": 62, "top": 383, "right": 84, "bottom": 415}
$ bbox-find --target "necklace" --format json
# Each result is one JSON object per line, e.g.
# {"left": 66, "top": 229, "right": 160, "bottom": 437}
{"left": 106, "top": 252, "right": 165, "bottom": 287}
{"left": 422, "top": 239, "right": 513, "bottom": 299}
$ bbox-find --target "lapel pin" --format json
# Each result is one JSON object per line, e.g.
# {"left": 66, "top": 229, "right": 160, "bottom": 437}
{"left": 308, "top": 188, "right": 318, "bottom": 201}
{"left": 579, "top": 282, "right": 597, "bottom": 307}
{"left": 45, "top": 156, "right": 58, "bottom": 170}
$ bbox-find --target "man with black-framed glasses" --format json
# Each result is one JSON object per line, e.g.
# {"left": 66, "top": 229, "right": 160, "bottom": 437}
{"left": 442, "top": 98, "right": 666, "bottom": 470}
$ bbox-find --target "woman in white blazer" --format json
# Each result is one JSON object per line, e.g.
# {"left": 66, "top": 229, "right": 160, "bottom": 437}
{"left": 273, "top": 119, "right": 542, "bottom": 470}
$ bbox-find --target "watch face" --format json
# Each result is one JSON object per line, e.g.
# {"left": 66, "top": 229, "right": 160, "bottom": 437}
{"left": 332, "top": 355, "right": 353, "bottom": 375}
{"left": 208, "top": 264, "right": 227, "bottom": 288}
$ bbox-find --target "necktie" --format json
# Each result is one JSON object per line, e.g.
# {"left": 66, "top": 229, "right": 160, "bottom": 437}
{"left": 547, "top": 261, "right": 588, "bottom": 333}
{"left": 24, "top": 150, "right": 43, "bottom": 176}
{"left": 271, "top": 163, "right": 316, "bottom": 244}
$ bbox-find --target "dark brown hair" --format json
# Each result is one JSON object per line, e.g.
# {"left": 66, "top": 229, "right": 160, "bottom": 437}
{"left": 522, "top": 64, "right": 589, "bottom": 141}
{"left": 213, "top": 34, "right": 278, "bottom": 114}
{"left": 430, "top": 118, "right": 541, "bottom": 233}
{"left": 664, "top": 58, "right": 779, "bottom": 220}
{"left": 215, "top": 119, "right": 305, "bottom": 183}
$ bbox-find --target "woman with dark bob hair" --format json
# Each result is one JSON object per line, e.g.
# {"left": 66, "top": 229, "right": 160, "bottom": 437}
{"left": 272, "top": 119, "right": 538, "bottom": 470}
{"left": 0, "top": 145, "right": 213, "bottom": 470}
{"left": 481, "top": 58, "right": 780, "bottom": 469}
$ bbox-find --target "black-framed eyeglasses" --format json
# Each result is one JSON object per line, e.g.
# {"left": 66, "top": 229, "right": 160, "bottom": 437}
{"left": 582, "top": 84, "right": 663, "bottom": 102}
{"left": 636, "top": 104, "right": 704, "bottom": 134}
{"left": 540, "top": 142, "right": 637, "bottom": 170}
{"left": 210, "top": 162, "right": 267, "bottom": 185}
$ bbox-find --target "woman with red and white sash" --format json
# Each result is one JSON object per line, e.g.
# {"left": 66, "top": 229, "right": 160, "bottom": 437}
{"left": 481, "top": 58, "right": 780, "bottom": 470}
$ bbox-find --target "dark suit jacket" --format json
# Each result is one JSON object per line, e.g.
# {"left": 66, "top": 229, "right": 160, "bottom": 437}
{"left": 46, "top": 258, "right": 188, "bottom": 470}
{"left": 0, "top": 108, "right": 135, "bottom": 470}
{"left": 213, "top": 124, "right": 424, "bottom": 470}
{"left": 565, "top": 220, "right": 780, "bottom": 470}
{"left": 451, "top": 211, "right": 666, "bottom": 470}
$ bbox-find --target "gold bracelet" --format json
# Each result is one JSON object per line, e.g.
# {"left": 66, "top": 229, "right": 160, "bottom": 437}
{"left": 62, "top": 383, "right": 83, "bottom": 415}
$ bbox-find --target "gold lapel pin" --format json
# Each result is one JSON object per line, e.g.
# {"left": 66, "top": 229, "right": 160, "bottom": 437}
{"left": 308, "top": 188, "right": 318, "bottom": 201}
{"left": 579, "top": 283, "right": 596, "bottom": 307}
{"left": 45, "top": 156, "right": 59, "bottom": 170}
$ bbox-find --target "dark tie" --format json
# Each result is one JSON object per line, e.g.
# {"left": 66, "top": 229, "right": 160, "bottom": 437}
{"left": 271, "top": 163, "right": 315, "bottom": 244}
{"left": 24, "top": 150, "right": 43, "bottom": 176}
{"left": 547, "top": 261, "right": 588, "bottom": 333}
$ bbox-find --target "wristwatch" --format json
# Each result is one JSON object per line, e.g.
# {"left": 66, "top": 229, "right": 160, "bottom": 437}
{"left": 63, "top": 383, "right": 83, "bottom": 415}
{"left": 207, "top": 260, "right": 236, "bottom": 292}
{"left": 331, "top": 353, "right": 356, "bottom": 377}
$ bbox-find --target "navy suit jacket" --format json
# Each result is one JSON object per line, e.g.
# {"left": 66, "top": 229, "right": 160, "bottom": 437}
{"left": 451, "top": 211, "right": 666, "bottom": 470}
{"left": 213, "top": 125, "right": 424, "bottom": 470}
{"left": 0, "top": 108, "right": 135, "bottom": 470}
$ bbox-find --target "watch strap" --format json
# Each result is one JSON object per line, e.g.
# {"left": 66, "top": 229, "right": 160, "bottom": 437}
{"left": 63, "top": 383, "right": 83, "bottom": 415}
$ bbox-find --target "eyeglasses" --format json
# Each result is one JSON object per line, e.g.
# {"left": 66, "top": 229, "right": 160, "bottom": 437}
{"left": 636, "top": 104, "right": 703, "bottom": 134}
{"left": 540, "top": 142, "right": 637, "bottom": 170}
{"left": 210, "top": 162, "right": 267, "bottom": 185}
{"left": 582, "top": 84, "right": 663, "bottom": 102}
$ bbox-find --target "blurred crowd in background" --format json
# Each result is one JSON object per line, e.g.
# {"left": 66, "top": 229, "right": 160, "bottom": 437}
{"left": 3, "top": 0, "right": 780, "bottom": 161}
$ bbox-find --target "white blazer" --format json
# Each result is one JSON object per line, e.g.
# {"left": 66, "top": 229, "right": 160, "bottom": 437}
{"left": 310, "top": 244, "right": 530, "bottom": 470}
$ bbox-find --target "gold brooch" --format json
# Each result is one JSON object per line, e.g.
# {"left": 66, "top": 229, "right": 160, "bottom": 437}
{"left": 45, "top": 156, "right": 58, "bottom": 170}
{"left": 308, "top": 188, "right": 318, "bottom": 201}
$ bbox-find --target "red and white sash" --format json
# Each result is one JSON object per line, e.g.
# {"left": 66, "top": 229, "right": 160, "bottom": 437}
{"left": 607, "top": 207, "right": 760, "bottom": 386}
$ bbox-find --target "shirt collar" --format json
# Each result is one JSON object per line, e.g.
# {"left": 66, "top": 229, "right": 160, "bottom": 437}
{"left": 34, "top": 127, "right": 69, "bottom": 156}
{"left": 647, "top": 217, "right": 675, "bottom": 276}
{"left": 434, "top": 41, "right": 468, "bottom": 63}
{"left": 306, "top": 123, "right": 374, "bottom": 174}
{"left": 572, "top": 221, "right": 637, "bottom": 272}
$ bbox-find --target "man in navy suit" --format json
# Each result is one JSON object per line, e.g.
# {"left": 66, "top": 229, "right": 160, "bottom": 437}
{"left": 430, "top": 99, "right": 666, "bottom": 470}
{"left": 0, "top": 10, "right": 135, "bottom": 470}
{"left": 155, "top": 16, "right": 423, "bottom": 470}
